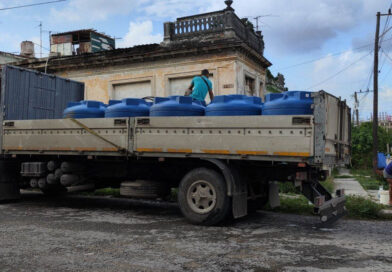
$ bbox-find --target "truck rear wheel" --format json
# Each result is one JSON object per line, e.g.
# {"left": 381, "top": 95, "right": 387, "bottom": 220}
{"left": 178, "top": 168, "right": 231, "bottom": 226}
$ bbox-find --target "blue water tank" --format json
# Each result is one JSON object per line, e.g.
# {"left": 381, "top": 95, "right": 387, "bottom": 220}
{"left": 105, "top": 98, "right": 150, "bottom": 117}
{"left": 377, "top": 152, "right": 387, "bottom": 169}
{"left": 63, "top": 100, "right": 106, "bottom": 118}
{"left": 263, "top": 91, "right": 313, "bottom": 115}
{"left": 150, "top": 96, "right": 205, "bottom": 116}
{"left": 205, "top": 95, "right": 262, "bottom": 116}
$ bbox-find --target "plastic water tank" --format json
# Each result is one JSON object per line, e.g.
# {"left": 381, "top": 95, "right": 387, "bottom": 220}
{"left": 378, "top": 152, "right": 387, "bottom": 169}
{"left": 262, "top": 91, "right": 313, "bottom": 115}
{"left": 150, "top": 96, "right": 205, "bottom": 116}
{"left": 63, "top": 100, "right": 106, "bottom": 118}
{"left": 205, "top": 95, "right": 262, "bottom": 116}
{"left": 105, "top": 98, "right": 150, "bottom": 117}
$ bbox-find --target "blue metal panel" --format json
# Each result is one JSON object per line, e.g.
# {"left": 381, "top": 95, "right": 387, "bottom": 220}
{"left": 1, "top": 65, "right": 84, "bottom": 120}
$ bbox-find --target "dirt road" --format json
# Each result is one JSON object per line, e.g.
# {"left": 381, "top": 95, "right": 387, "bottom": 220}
{"left": 0, "top": 193, "right": 391, "bottom": 272}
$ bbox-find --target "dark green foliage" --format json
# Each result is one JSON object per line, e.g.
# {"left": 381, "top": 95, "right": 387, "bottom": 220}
{"left": 279, "top": 182, "right": 299, "bottom": 194}
{"left": 351, "top": 122, "right": 392, "bottom": 168}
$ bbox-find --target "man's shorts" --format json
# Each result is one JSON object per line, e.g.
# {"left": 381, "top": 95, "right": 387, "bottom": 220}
{"left": 383, "top": 169, "right": 392, "bottom": 179}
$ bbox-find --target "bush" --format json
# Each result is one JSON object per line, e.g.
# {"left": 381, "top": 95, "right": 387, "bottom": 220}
{"left": 351, "top": 122, "right": 392, "bottom": 168}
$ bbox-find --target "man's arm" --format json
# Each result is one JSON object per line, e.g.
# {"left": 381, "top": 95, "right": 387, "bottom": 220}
{"left": 185, "top": 82, "right": 194, "bottom": 96}
{"left": 208, "top": 89, "right": 214, "bottom": 101}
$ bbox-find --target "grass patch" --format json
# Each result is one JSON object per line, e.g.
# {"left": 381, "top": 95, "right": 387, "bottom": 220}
{"left": 268, "top": 195, "right": 313, "bottom": 215}
{"left": 331, "top": 167, "right": 339, "bottom": 177}
{"left": 346, "top": 196, "right": 387, "bottom": 220}
{"left": 320, "top": 176, "right": 334, "bottom": 193}
{"left": 350, "top": 168, "right": 388, "bottom": 190}
{"left": 278, "top": 182, "right": 299, "bottom": 194}
{"left": 267, "top": 195, "right": 389, "bottom": 220}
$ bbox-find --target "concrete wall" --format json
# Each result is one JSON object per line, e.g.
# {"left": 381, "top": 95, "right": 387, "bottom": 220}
{"left": 55, "top": 52, "right": 266, "bottom": 103}
{"left": 0, "top": 54, "right": 23, "bottom": 65}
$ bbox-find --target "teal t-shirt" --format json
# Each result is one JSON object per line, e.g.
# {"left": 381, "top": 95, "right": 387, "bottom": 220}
{"left": 191, "top": 76, "right": 212, "bottom": 102}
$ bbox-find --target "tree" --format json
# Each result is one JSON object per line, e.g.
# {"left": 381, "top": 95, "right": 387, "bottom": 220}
{"left": 351, "top": 122, "right": 392, "bottom": 168}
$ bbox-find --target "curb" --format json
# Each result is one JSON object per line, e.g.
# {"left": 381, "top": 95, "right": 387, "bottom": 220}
{"left": 378, "top": 209, "right": 392, "bottom": 219}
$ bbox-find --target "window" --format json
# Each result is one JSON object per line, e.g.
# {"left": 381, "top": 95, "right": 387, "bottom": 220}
{"left": 245, "top": 76, "right": 255, "bottom": 96}
{"left": 112, "top": 81, "right": 152, "bottom": 99}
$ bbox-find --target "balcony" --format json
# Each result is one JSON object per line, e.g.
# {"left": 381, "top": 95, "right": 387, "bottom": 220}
{"left": 163, "top": 2, "right": 265, "bottom": 56}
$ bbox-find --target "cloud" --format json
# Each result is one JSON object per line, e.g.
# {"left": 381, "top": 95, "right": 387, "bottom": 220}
{"left": 117, "top": 21, "right": 162, "bottom": 48}
{"left": 50, "top": 0, "right": 140, "bottom": 22}
{"left": 308, "top": 50, "right": 372, "bottom": 93}
{"left": 0, "top": 33, "right": 23, "bottom": 54}
{"left": 140, "top": 0, "right": 220, "bottom": 19}
{"left": 225, "top": 0, "right": 391, "bottom": 54}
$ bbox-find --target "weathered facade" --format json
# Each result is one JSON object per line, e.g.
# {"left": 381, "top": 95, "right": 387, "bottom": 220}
{"left": 14, "top": 1, "right": 271, "bottom": 103}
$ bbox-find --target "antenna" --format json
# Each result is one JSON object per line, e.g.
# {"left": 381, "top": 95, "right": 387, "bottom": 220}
{"left": 254, "top": 16, "right": 262, "bottom": 31}
{"left": 39, "top": 21, "right": 42, "bottom": 58}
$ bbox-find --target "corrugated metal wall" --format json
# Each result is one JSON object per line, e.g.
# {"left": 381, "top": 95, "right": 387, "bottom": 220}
{"left": 1, "top": 65, "right": 84, "bottom": 120}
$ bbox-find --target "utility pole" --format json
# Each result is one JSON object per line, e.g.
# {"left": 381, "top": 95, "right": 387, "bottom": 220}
{"left": 354, "top": 92, "right": 359, "bottom": 126}
{"left": 373, "top": 10, "right": 392, "bottom": 173}
{"left": 373, "top": 12, "right": 380, "bottom": 174}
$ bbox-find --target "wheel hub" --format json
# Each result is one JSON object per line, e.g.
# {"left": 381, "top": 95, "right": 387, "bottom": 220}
{"left": 187, "top": 180, "right": 217, "bottom": 214}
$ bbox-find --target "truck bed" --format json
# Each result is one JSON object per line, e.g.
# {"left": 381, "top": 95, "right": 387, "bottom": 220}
{"left": 1, "top": 91, "right": 350, "bottom": 167}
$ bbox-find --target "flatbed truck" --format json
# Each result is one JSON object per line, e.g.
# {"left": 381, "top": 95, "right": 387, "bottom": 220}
{"left": 0, "top": 89, "right": 350, "bottom": 226}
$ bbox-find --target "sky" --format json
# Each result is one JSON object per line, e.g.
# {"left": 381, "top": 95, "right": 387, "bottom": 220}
{"left": 1, "top": 0, "right": 392, "bottom": 120}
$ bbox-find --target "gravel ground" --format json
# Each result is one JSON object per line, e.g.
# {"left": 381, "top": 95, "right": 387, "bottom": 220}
{"left": 1, "top": 192, "right": 392, "bottom": 272}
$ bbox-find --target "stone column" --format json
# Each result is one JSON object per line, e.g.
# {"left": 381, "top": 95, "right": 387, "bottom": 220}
{"left": 163, "top": 22, "right": 174, "bottom": 42}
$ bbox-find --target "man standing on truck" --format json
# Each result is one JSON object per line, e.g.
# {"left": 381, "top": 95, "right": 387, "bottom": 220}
{"left": 185, "top": 69, "right": 214, "bottom": 105}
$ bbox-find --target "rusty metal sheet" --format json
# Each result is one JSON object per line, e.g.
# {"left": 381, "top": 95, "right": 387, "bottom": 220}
{"left": 51, "top": 35, "right": 72, "bottom": 45}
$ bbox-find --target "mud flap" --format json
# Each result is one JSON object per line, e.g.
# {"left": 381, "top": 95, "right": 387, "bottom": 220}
{"left": 232, "top": 192, "right": 248, "bottom": 219}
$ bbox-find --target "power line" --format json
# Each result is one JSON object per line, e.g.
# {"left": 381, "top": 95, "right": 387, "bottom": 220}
{"left": 277, "top": 39, "right": 388, "bottom": 71}
{"left": 0, "top": 0, "right": 66, "bottom": 11}
{"left": 305, "top": 51, "right": 373, "bottom": 90}
{"left": 31, "top": 42, "right": 50, "bottom": 52}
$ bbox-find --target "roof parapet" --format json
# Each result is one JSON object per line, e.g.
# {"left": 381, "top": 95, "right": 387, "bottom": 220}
{"left": 163, "top": 0, "right": 264, "bottom": 56}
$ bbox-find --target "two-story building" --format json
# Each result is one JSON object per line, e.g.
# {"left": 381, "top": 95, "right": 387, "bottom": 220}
{"left": 14, "top": 0, "right": 271, "bottom": 103}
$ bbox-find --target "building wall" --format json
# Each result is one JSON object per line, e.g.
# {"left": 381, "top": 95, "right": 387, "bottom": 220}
{"left": 0, "top": 54, "right": 23, "bottom": 65}
{"left": 54, "top": 52, "right": 266, "bottom": 103}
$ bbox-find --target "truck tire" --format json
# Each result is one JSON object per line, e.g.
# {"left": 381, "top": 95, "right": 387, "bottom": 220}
{"left": 178, "top": 168, "right": 231, "bottom": 226}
